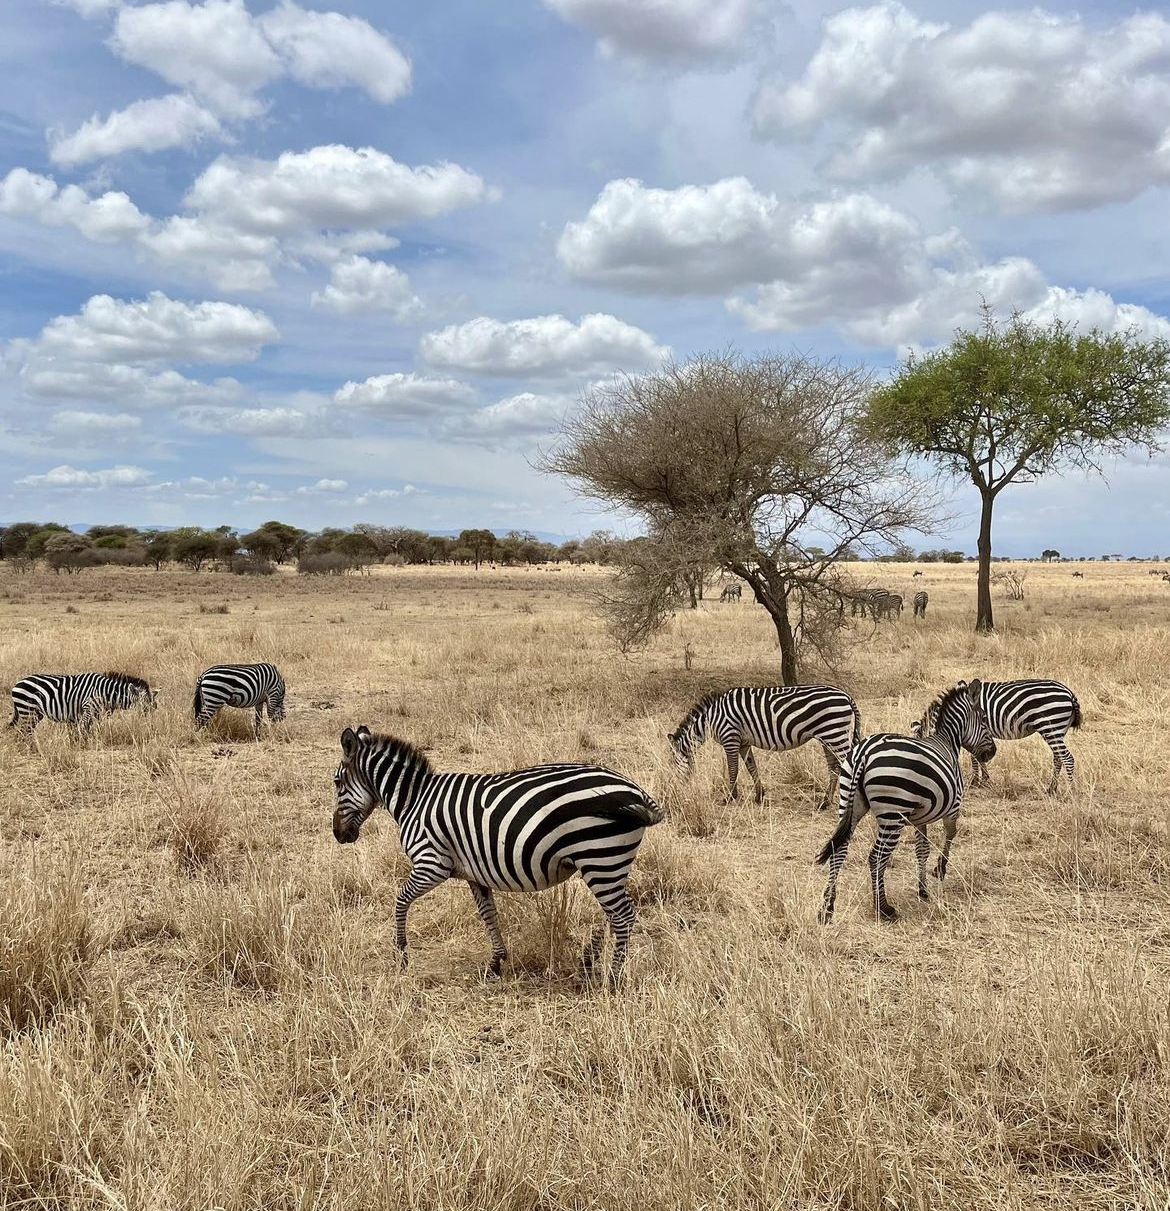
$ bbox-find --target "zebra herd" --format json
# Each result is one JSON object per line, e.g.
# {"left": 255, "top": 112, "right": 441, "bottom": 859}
{"left": 6, "top": 659, "right": 1082, "bottom": 984}
{"left": 7, "top": 662, "right": 286, "bottom": 738}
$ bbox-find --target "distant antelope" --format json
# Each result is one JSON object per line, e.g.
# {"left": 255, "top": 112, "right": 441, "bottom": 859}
{"left": 912, "top": 570, "right": 923, "bottom": 578}
{"left": 1072, "top": 571, "right": 1084, "bottom": 578}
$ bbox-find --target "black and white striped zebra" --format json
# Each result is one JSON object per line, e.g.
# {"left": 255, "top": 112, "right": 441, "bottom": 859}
{"left": 332, "top": 726, "right": 664, "bottom": 983}
{"left": 816, "top": 680, "right": 995, "bottom": 923}
{"left": 921, "top": 678, "right": 1081, "bottom": 794}
{"left": 8, "top": 671, "right": 157, "bottom": 735}
{"left": 913, "top": 590, "right": 928, "bottom": 618}
{"left": 719, "top": 583, "right": 742, "bottom": 602}
{"left": 668, "top": 685, "right": 861, "bottom": 808}
{"left": 193, "top": 662, "right": 286, "bottom": 738}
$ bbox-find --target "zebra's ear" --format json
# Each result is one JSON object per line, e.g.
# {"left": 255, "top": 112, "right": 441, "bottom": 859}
{"left": 340, "top": 727, "right": 360, "bottom": 758}
{"left": 967, "top": 678, "right": 982, "bottom": 695}
{"left": 356, "top": 724, "right": 372, "bottom": 741}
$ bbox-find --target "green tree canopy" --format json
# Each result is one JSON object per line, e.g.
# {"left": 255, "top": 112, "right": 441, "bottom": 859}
{"left": 864, "top": 309, "right": 1170, "bottom": 632}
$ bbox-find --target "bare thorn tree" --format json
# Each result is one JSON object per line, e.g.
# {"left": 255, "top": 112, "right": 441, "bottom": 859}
{"left": 541, "top": 351, "right": 942, "bottom": 683}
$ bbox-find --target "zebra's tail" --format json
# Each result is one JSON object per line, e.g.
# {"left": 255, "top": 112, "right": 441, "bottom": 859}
{"left": 600, "top": 788, "right": 667, "bottom": 828}
{"left": 850, "top": 700, "right": 862, "bottom": 749}
{"left": 1069, "top": 693, "right": 1082, "bottom": 730}
{"left": 193, "top": 681, "right": 203, "bottom": 719}
{"left": 815, "top": 773, "right": 867, "bottom": 865}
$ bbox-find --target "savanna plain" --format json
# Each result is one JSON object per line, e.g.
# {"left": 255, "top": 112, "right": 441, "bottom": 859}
{"left": 1, "top": 560, "right": 1168, "bottom": 1211}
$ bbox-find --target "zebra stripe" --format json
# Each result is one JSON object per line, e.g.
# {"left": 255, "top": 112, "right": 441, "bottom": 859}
{"left": 8, "top": 671, "right": 157, "bottom": 734}
{"left": 668, "top": 685, "right": 861, "bottom": 809}
{"left": 913, "top": 590, "right": 928, "bottom": 618}
{"left": 193, "top": 662, "right": 286, "bottom": 738}
{"left": 922, "top": 678, "right": 1081, "bottom": 794}
{"left": 332, "top": 726, "right": 664, "bottom": 983}
{"left": 816, "top": 680, "right": 996, "bottom": 922}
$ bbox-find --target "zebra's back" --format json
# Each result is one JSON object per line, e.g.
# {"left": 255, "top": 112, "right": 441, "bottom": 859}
{"left": 711, "top": 685, "right": 857, "bottom": 749}
{"left": 414, "top": 764, "right": 663, "bottom": 894}
{"left": 195, "top": 662, "right": 284, "bottom": 707}
{"left": 979, "top": 679, "right": 1079, "bottom": 739}
{"left": 849, "top": 733, "right": 965, "bottom": 825}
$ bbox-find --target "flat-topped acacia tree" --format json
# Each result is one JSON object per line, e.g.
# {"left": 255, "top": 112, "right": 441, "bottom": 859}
{"left": 541, "top": 351, "right": 937, "bottom": 684}
{"left": 864, "top": 309, "right": 1170, "bottom": 633}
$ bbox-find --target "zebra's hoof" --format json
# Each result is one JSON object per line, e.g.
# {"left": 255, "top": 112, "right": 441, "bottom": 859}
{"left": 483, "top": 963, "right": 503, "bottom": 982}
{"left": 877, "top": 904, "right": 898, "bottom": 922}
{"left": 917, "top": 886, "right": 930, "bottom": 901}
{"left": 817, "top": 907, "right": 834, "bottom": 925}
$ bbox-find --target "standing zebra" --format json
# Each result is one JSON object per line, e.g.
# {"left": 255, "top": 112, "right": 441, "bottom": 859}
{"left": 668, "top": 685, "right": 861, "bottom": 808}
{"left": 817, "top": 681, "right": 995, "bottom": 923}
{"left": 719, "top": 583, "right": 742, "bottom": 602}
{"left": 920, "top": 678, "right": 1081, "bottom": 793}
{"left": 193, "top": 662, "right": 286, "bottom": 738}
{"left": 913, "top": 590, "right": 928, "bottom": 618}
{"left": 9, "top": 671, "right": 157, "bottom": 735}
{"left": 331, "top": 725, "right": 664, "bottom": 983}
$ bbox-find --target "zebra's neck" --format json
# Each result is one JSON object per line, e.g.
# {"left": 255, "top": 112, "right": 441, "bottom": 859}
{"left": 365, "top": 745, "right": 432, "bottom": 824}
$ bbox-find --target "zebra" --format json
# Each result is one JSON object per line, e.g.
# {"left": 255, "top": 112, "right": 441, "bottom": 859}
{"left": 719, "top": 583, "right": 742, "bottom": 602}
{"left": 331, "top": 725, "right": 664, "bottom": 983}
{"left": 874, "top": 591, "right": 903, "bottom": 620}
{"left": 816, "top": 680, "right": 995, "bottom": 923}
{"left": 193, "top": 662, "right": 286, "bottom": 738}
{"left": 8, "top": 671, "right": 157, "bottom": 735}
{"left": 668, "top": 685, "right": 861, "bottom": 809}
{"left": 913, "top": 590, "right": 928, "bottom": 618}
{"left": 920, "top": 678, "right": 1082, "bottom": 794}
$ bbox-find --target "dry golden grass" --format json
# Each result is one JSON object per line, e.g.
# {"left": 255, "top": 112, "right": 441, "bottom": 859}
{"left": 1, "top": 558, "right": 1169, "bottom": 1209}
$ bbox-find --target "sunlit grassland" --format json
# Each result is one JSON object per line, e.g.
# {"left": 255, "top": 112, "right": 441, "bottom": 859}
{"left": 1, "top": 559, "right": 1168, "bottom": 1209}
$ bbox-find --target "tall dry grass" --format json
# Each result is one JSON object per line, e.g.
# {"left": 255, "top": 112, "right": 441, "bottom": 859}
{"left": 1, "top": 559, "right": 1168, "bottom": 1208}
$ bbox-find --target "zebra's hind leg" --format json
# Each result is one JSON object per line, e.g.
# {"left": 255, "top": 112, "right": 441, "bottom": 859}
{"left": 579, "top": 869, "right": 637, "bottom": 987}
{"left": 742, "top": 746, "right": 765, "bottom": 803}
{"left": 933, "top": 815, "right": 958, "bottom": 881}
{"left": 868, "top": 821, "right": 903, "bottom": 921}
{"left": 1041, "top": 730, "right": 1075, "bottom": 794}
{"left": 467, "top": 882, "right": 508, "bottom": 979}
{"left": 914, "top": 826, "right": 930, "bottom": 900}
{"left": 580, "top": 922, "right": 606, "bottom": 979}
{"left": 817, "top": 743, "right": 844, "bottom": 811}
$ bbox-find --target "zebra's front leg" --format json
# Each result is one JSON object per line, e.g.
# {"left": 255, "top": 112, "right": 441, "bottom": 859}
{"left": 467, "top": 882, "right": 508, "bottom": 979}
{"left": 913, "top": 825, "right": 930, "bottom": 900}
{"left": 722, "top": 743, "right": 740, "bottom": 802}
{"left": 868, "top": 821, "right": 903, "bottom": 921}
{"left": 742, "top": 746, "right": 765, "bottom": 803}
{"left": 933, "top": 815, "right": 958, "bottom": 881}
{"left": 971, "top": 757, "right": 989, "bottom": 789}
{"left": 393, "top": 862, "right": 451, "bottom": 967}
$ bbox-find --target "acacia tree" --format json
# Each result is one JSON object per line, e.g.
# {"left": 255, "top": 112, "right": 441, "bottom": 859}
{"left": 542, "top": 351, "right": 937, "bottom": 683}
{"left": 865, "top": 310, "right": 1170, "bottom": 633}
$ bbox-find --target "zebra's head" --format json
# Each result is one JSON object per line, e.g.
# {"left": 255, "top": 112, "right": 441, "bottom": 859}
{"left": 333, "top": 725, "right": 378, "bottom": 843}
{"left": 931, "top": 680, "right": 996, "bottom": 763}
{"left": 269, "top": 701, "right": 286, "bottom": 723}
{"left": 667, "top": 698, "right": 709, "bottom": 772}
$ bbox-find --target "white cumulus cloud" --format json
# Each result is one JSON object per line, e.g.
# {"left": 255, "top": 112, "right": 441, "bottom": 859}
{"left": 333, "top": 373, "right": 476, "bottom": 417}
{"left": 295, "top": 478, "right": 347, "bottom": 494}
{"left": 541, "top": 0, "right": 759, "bottom": 62}
{"left": 752, "top": 3, "right": 1170, "bottom": 212}
{"left": 49, "top": 94, "right": 225, "bottom": 166}
{"left": 17, "top": 464, "right": 154, "bottom": 488}
{"left": 47, "top": 411, "right": 144, "bottom": 435}
{"left": 419, "top": 313, "right": 669, "bottom": 378}
{"left": 311, "top": 255, "right": 422, "bottom": 318}
{"left": 0, "top": 168, "right": 151, "bottom": 242}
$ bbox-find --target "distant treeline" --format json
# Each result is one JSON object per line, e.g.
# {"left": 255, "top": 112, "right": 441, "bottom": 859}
{"left": 0, "top": 522, "right": 1162, "bottom": 574}
{"left": 0, "top": 522, "right": 627, "bottom": 574}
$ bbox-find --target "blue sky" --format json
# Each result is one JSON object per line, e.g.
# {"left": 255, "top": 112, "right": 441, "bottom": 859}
{"left": 1, "top": 0, "right": 1169, "bottom": 555}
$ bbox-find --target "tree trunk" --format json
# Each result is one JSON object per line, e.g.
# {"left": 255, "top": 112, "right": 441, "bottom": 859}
{"left": 976, "top": 489, "right": 995, "bottom": 634}
{"left": 771, "top": 596, "right": 799, "bottom": 685}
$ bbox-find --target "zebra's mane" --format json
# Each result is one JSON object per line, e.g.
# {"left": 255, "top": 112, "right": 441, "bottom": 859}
{"left": 103, "top": 671, "right": 149, "bottom": 690}
{"left": 673, "top": 692, "right": 722, "bottom": 735}
{"left": 360, "top": 729, "right": 434, "bottom": 773}
{"left": 919, "top": 681, "right": 968, "bottom": 733}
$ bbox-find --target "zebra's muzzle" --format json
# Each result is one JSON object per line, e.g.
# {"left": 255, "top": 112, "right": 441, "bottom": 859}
{"left": 332, "top": 814, "right": 359, "bottom": 844}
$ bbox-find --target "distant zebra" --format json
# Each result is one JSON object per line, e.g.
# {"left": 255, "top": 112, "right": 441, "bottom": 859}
{"left": 193, "top": 662, "right": 286, "bottom": 738}
{"left": 921, "top": 678, "right": 1081, "bottom": 794}
{"left": 332, "top": 726, "right": 664, "bottom": 983}
{"left": 913, "top": 590, "right": 928, "bottom": 618}
{"left": 719, "top": 583, "right": 742, "bottom": 602}
{"left": 816, "top": 680, "right": 995, "bottom": 923}
{"left": 8, "top": 671, "right": 157, "bottom": 735}
{"left": 668, "top": 685, "right": 861, "bottom": 808}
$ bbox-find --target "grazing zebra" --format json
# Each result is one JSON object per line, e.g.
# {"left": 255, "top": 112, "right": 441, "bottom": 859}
{"left": 719, "top": 583, "right": 742, "bottom": 602}
{"left": 8, "top": 671, "right": 157, "bottom": 735}
{"left": 913, "top": 590, "right": 928, "bottom": 618}
{"left": 331, "top": 725, "right": 664, "bottom": 983}
{"left": 920, "top": 678, "right": 1082, "bottom": 794}
{"left": 816, "top": 680, "right": 995, "bottom": 923}
{"left": 668, "top": 685, "right": 860, "bottom": 808}
{"left": 193, "top": 662, "right": 286, "bottom": 738}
